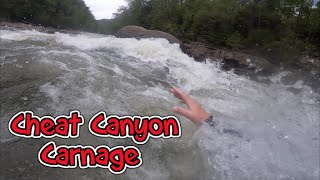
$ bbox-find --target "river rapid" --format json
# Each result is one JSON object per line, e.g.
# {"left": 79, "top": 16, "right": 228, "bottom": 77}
{"left": 0, "top": 29, "right": 319, "bottom": 180}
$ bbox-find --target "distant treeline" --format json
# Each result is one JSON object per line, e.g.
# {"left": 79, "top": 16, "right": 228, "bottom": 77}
{"left": 0, "top": 0, "right": 319, "bottom": 61}
{"left": 109, "top": 0, "right": 320, "bottom": 61}
{"left": 0, "top": 0, "right": 97, "bottom": 31}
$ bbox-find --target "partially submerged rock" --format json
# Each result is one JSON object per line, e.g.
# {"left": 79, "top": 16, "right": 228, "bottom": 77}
{"left": 183, "top": 42, "right": 275, "bottom": 74}
{"left": 297, "top": 56, "right": 320, "bottom": 75}
{"left": 115, "top": 26, "right": 276, "bottom": 73}
{"left": 2, "top": 22, "right": 277, "bottom": 73}
{"left": 115, "top": 25, "right": 183, "bottom": 47}
{"left": 0, "top": 22, "right": 80, "bottom": 34}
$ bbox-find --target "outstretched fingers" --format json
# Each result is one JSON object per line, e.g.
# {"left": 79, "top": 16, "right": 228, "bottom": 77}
{"left": 171, "top": 87, "right": 194, "bottom": 108}
{"left": 171, "top": 87, "right": 211, "bottom": 125}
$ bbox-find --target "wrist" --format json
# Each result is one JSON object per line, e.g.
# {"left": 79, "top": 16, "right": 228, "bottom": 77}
{"left": 204, "top": 115, "right": 216, "bottom": 127}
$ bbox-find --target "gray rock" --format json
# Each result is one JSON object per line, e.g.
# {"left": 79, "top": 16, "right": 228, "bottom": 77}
{"left": 183, "top": 42, "right": 275, "bottom": 72}
{"left": 0, "top": 22, "right": 80, "bottom": 34}
{"left": 115, "top": 25, "right": 183, "bottom": 47}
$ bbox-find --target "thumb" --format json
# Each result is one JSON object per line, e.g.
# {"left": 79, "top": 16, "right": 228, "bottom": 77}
{"left": 173, "top": 106, "right": 193, "bottom": 120}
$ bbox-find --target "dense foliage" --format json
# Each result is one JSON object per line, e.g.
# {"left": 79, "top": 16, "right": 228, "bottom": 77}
{"left": 110, "top": 0, "right": 320, "bottom": 61}
{"left": 0, "top": 0, "right": 96, "bottom": 31}
{"left": 0, "top": 0, "right": 319, "bottom": 61}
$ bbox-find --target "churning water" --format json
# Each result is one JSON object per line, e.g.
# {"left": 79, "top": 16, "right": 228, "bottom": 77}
{"left": 0, "top": 29, "right": 319, "bottom": 180}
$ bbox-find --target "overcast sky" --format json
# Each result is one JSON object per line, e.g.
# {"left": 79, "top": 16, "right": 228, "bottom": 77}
{"left": 83, "top": 0, "right": 127, "bottom": 20}
{"left": 84, "top": 0, "right": 319, "bottom": 20}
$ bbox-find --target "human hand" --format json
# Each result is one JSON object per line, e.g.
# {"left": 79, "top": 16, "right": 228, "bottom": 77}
{"left": 170, "top": 87, "right": 210, "bottom": 125}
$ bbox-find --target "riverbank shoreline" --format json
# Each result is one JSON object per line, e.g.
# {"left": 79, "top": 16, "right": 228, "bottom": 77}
{"left": 0, "top": 21, "right": 83, "bottom": 35}
{"left": 1, "top": 21, "right": 319, "bottom": 92}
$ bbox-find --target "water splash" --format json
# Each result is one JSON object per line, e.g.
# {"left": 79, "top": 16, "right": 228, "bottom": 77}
{"left": 0, "top": 29, "right": 319, "bottom": 180}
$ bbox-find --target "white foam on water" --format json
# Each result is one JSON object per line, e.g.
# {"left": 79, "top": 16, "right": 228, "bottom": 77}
{"left": 1, "top": 30, "right": 319, "bottom": 180}
{"left": 1, "top": 29, "right": 249, "bottom": 91}
{"left": 52, "top": 32, "right": 252, "bottom": 92}
{"left": 0, "top": 29, "right": 54, "bottom": 41}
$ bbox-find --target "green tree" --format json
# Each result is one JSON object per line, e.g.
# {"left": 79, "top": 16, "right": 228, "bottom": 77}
{"left": 0, "top": 0, "right": 97, "bottom": 31}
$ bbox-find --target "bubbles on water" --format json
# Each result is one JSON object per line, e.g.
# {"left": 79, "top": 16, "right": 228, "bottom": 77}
{"left": 21, "top": 97, "right": 28, "bottom": 101}
{"left": 15, "top": 64, "right": 23, "bottom": 68}
{"left": 292, "top": 80, "right": 304, "bottom": 89}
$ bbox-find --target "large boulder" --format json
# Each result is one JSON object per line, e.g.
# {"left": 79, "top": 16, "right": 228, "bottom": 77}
{"left": 115, "top": 26, "right": 276, "bottom": 73}
{"left": 115, "top": 25, "right": 183, "bottom": 47}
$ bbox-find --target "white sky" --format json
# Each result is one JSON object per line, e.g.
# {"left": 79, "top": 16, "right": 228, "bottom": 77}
{"left": 84, "top": 0, "right": 319, "bottom": 19}
{"left": 83, "top": 0, "right": 127, "bottom": 20}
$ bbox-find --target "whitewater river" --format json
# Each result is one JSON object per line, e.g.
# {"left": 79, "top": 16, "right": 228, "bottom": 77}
{"left": 0, "top": 29, "right": 319, "bottom": 180}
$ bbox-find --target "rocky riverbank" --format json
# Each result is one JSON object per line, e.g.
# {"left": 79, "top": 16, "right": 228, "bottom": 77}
{"left": 0, "top": 21, "right": 82, "bottom": 34}
{"left": 183, "top": 42, "right": 275, "bottom": 72}
{"left": 1, "top": 22, "right": 319, "bottom": 91}
{"left": 115, "top": 26, "right": 319, "bottom": 77}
